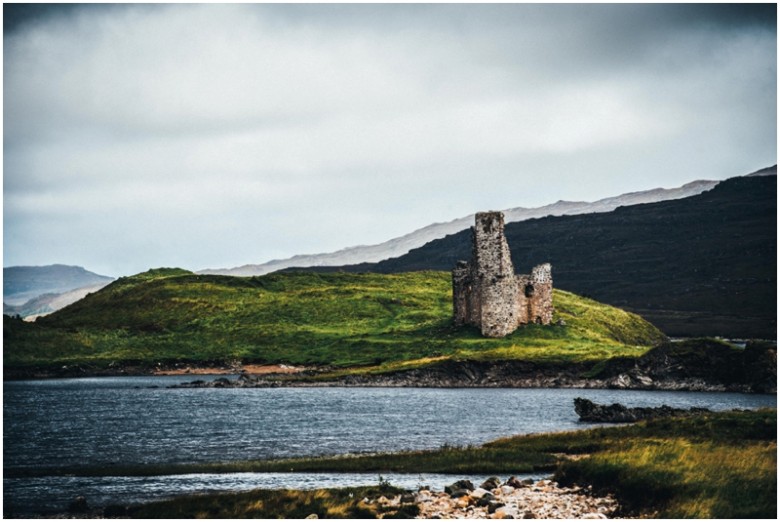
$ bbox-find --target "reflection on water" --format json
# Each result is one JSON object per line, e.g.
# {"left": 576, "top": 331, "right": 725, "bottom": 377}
{"left": 3, "top": 377, "right": 776, "bottom": 516}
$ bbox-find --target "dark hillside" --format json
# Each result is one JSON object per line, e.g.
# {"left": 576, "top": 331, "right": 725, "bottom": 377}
{"left": 310, "top": 175, "right": 776, "bottom": 338}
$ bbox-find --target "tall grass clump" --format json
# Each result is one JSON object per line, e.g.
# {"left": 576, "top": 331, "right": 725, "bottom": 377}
{"left": 127, "top": 485, "right": 409, "bottom": 519}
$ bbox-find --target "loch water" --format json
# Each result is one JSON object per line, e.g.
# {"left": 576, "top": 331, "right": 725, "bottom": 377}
{"left": 4, "top": 376, "right": 776, "bottom": 516}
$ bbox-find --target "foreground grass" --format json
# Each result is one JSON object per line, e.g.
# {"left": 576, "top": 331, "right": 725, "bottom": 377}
{"left": 552, "top": 410, "right": 777, "bottom": 518}
{"left": 4, "top": 269, "right": 664, "bottom": 371}
{"left": 127, "top": 484, "right": 417, "bottom": 519}
{"left": 557, "top": 437, "right": 776, "bottom": 518}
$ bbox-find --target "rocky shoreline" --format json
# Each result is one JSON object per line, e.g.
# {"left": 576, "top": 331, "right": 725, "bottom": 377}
{"left": 377, "top": 477, "right": 619, "bottom": 519}
{"left": 171, "top": 369, "right": 761, "bottom": 393}
{"left": 34, "top": 477, "right": 621, "bottom": 520}
{"left": 6, "top": 340, "right": 776, "bottom": 394}
{"left": 168, "top": 339, "right": 776, "bottom": 394}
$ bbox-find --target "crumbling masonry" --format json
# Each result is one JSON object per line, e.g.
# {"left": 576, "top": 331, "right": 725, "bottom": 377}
{"left": 452, "top": 211, "right": 553, "bottom": 338}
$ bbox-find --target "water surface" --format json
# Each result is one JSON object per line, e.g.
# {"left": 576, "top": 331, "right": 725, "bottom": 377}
{"left": 3, "top": 377, "right": 775, "bottom": 516}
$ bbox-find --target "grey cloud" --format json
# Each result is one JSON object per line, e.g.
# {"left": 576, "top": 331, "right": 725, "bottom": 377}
{"left": 3, "top": 3, "right": 80, "bottom": 33}
{"left": 3, "top": 4, "right": 776, "bottom": 276}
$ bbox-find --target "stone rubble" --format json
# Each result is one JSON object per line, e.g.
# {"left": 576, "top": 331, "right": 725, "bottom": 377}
{"left": 367, "top": 477, "right": 620, "bottom": 519}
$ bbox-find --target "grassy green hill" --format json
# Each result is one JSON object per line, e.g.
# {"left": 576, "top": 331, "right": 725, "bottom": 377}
{"left": 4, "top": 269, "right": 665, "bottom": 372}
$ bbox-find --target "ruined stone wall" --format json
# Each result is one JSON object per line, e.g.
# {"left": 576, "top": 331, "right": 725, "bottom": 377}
{"left": 515, "top": 275, "right": 531, "bottom": 325}
{"left": 472, "top": 212, "right": 519, "bottom": 337}
{"left": 529, "top": 263, "right": 554, "bottom": 324}
{"left": 452, "top": 212, "right": 554, "bottom": 337}
{"left": 452, "top": 260, "right": 471, "bottom": 326}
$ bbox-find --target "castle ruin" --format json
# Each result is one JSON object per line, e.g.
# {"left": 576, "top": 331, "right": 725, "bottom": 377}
{"left": 452, "top": 211, "right": 553, "bottom": 337}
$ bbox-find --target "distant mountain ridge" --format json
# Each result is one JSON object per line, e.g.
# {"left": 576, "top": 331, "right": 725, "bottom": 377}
{"left": 746, "top": 165, "right": 777, "bottom": 177}
{"left": 200, "top": 177, "right": 729, "bottom": 276}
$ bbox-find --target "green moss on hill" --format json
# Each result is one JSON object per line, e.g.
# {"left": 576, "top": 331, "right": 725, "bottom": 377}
{"left": 4, "top": 270, "right": 665, "bottom": 370}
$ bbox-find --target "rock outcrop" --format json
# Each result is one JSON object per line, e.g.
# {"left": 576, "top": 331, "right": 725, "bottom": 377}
{"left": 593, "top": 339, "right": 777, "bottom": 394}
{"left": 573, "top": 398, "right": 711, "bottom": 423}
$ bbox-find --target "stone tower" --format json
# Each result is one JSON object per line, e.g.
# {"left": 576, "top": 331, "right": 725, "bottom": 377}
{"left": 452, "top": 211, "right": 553, "bottom": 338}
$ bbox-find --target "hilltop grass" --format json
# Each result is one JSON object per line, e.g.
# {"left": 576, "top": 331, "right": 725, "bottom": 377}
{"left": 4, "top": 269, "right": 665, "bottom": 371}
{"left": 27, "top": 409, "right": 773, "bottom": 519}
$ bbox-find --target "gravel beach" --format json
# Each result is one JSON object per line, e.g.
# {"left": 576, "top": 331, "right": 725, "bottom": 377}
{"left": 366, "top": 478, "right": 621, "bottom": 519}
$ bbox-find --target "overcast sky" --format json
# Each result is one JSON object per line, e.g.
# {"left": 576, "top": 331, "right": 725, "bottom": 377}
{"left": 4, "top": 3, "right": 776, "bottom": 277}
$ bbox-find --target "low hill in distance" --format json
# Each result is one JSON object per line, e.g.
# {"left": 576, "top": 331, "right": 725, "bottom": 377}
{"left": 3, "top": 264, "right": 114, "bottom": 303}
{"left": 3, "top": 264, "right": 114, "bottom": 310}
{"left": 305, "top": 175, "right": 776, "bottom": 339}
{"left": 4, "top": 269, "right": 665, "bottom": 377}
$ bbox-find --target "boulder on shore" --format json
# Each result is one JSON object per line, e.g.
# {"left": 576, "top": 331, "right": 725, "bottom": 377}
{"left": 480, "top": 476, "right": 501, "bottom": 490}
{"left": 444, "top": 479, "right": 475, "bottom": 495}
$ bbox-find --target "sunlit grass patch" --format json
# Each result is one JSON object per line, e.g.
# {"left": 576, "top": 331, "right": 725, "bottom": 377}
{"left": 552, "top": 410, "right": 777, "bottom": 518}
{"left": 459, "top": 341, "right": 650, "bottom": 364}
{"left": 128, "top": 485, "right": 405, "bottom": 519}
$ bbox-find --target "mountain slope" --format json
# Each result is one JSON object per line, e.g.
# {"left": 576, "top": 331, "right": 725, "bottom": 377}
{"left": 4, "top": 269, "right": 665, "bottom": 372}
{"left": 200, "top": 178, "right": 722, "bottom": 276}
{"left": 3, "top": 265, "right": 114, "bottom": 305}
{"left": 310, "top": 174, "right": 776, "bottom": 339}
{"left": 746, "top": 165, "right": 777, "bottom": 177}
{"left": 3, "top": 283, "right": 112, "bottom": 319}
